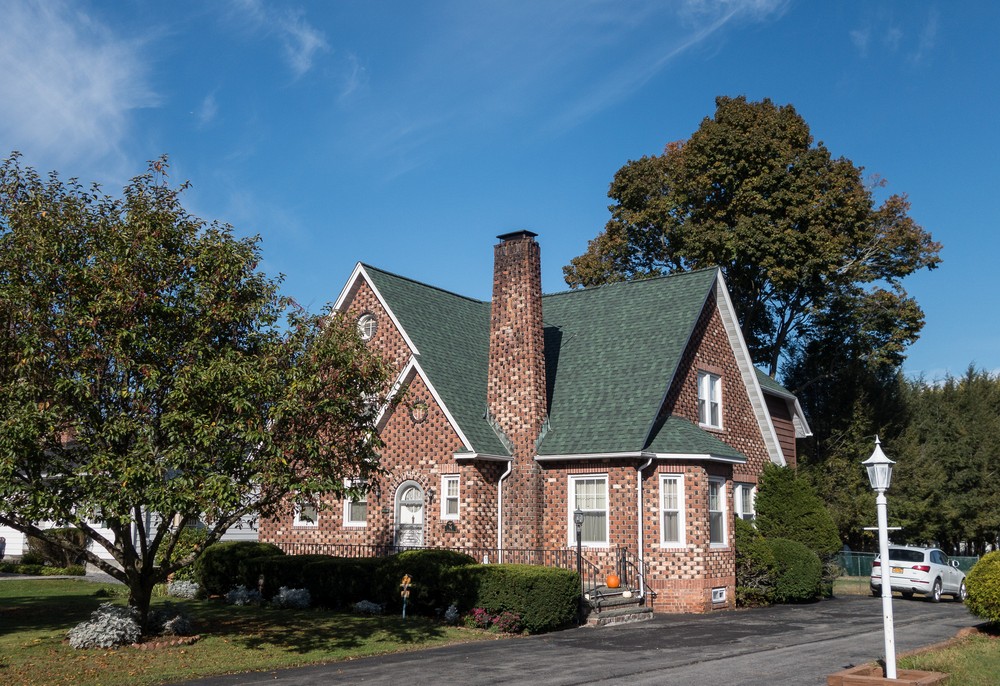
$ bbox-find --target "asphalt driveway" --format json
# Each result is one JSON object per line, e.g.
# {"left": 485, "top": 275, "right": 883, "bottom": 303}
{"left": 179, "top": 595, "right": 978, "bottom": 686}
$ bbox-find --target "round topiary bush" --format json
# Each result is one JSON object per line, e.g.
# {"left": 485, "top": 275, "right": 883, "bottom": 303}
{"left": 767, "top": 537, "right": 822, "bottom": 603}
{"left": 965, "top": 550, "right": 1000, "bottom": 624}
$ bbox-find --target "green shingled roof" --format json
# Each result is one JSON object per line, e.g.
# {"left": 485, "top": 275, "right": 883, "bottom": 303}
{"left": 755, "top": 367, "right": 794, "bottom": 397}
{"left": 361, "top": 264, "right": 744, "bottom": 461}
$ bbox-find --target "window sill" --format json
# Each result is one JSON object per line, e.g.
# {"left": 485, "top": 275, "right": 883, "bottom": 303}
{"left": 699, "top": 423, "right": 725, "bottom": 433}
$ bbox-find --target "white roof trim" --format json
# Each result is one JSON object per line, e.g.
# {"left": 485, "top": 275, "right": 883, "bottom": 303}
{"left": 454, "top": 453, "right": 513, "bottom": 462}
{"left": 535, "top": 451, "right": 654, "bottom": 462}
{"left": 713, "top": 272, "right": 787, "bottom": 467}
{"left": 534, "top": 450, "right": 746, "bottom": 465}
{"left": 332, "top": 263, "right": 420, "bottom": 356}
{"left": 653, "top": 452, "right": 748, "bottom": 465}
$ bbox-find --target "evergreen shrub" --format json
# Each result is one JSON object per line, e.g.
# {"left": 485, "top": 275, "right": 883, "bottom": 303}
{"left": 374, "top": 549, "right": 476, "bottom": 614}
{"left": 452, "top": 563, "right": 579, "bottom": 634}
{"left": 965, "top": 550, "right": 1000, "bottom": 624}
{"left": 304, "top": 556, "right": 381, "bottom": 609}
{"left": 734, "top": 517, "right": 776, "bottom": 607}
{"left": 194, "top": 541, "right": 284, "bottom": 596}
{"left": 767, "top": 537, "right": 822, "bottom": 603}
{"left": 240, "top": 553, "right": 331, "bottom": 598}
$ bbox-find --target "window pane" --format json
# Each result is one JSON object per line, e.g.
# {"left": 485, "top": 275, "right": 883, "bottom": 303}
{"left": 446, "top": 478, "right": 459, "bottom": 498}
{"left": 445, "top": 498, "right": 459, "bottom": 516}
{"left": 582, "top": 512, "right": 606, "bottom": 544}
{"left": 349, "top": 501, "right": 367, "bottom": 522}
{"left": 710, "top": 512, "right": 724, "bottom": 544}
{"left": 663, "top": 512, "right": 678, "bottom": 542}
{"left": 663, "top": 480, "right": 677, "bottom": 509}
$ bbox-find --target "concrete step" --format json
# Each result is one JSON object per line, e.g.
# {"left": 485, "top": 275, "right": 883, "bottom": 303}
{"left": 585, "top": 604, "right": 654, "bottom": 627}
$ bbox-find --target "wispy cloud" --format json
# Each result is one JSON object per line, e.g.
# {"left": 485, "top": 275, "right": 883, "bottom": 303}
{"left": 849, "top": 7, "right": 939, "bottom": 63}
{"left": 0, "top": 1, "right": 157, "bottom": 172}
{"left": 195, "top": 93, "right": 219, "bottom": 128}
{"left": 226, "top": 0, "right": 329, "bottom": 79}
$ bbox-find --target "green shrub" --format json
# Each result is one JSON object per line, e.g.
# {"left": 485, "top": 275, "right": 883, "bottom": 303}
{"left": 755, "top": 464, "right": 842, "bottom": 556}
{"left": 966, "top": 550, "right": 1000, "bottom": 625}
{"left": 193, "top": 541, "right": 284, "bottom": 595}
{"left": 374, "top": 549, "right": 476, "bottom": 614}
{"left": 240, "top": 554, "right": 332, "bottom": 598}
{"left": 451, "top": 563, "right": 579, "bottom": 634}
{"left": 767, "top": 537, "right": 822, "bottom": 603}
{"left": 304, "top": 557, "right": 382, "bottom": 609}
{"left": 734, "top": 517, "right": 776, "bottom": 607}
{"left": 19, "top": 551, "right": 45, "bottom": 566}
{"left": 27, "top": 528, "right": 88, "bottom": 567}
{"left": 156, "top": 527, "right": 209, "bottom": 582}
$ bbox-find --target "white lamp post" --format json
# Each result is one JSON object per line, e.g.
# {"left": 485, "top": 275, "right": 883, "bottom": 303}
{"left": 863, "top": 436, "right": 897, "bottom": 680}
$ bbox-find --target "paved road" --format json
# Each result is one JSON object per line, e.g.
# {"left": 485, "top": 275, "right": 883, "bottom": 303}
{"left": 179, "top": 595, "right": 978, "bottom": 686}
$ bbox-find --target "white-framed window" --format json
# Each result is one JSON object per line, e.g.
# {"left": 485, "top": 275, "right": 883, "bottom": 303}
{"left": 569, "top": 475, "right": 608, "bottom": 546}
{"left": 357, "top": 313, "right": 377, "bottom": 341}
{"left": 343, "top": 479, "right": 368, "bottom": 527}
{"left": 441, "top": 474, "right": 460, "bottom": 520}
{"left": 698, "top": 371, "right": 722, "bottom": 429}
{"left": 708, "top": 477, "right": 727, "bottom": 546}
{"left": 659, "top": 474, "right": 686, "bottom": 546}
{"left": 294, "top": 500, "right": 319, "bottom": 527}
{"left": 734, "top": 483, "right": 756, "bottom": 522}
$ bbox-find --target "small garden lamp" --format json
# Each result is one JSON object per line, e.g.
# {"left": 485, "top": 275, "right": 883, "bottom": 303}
{"left": 863, "top": 436, "right": 897, "bottom": 679}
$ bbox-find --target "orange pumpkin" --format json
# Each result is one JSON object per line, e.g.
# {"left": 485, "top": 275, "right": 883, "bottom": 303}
{"left": 606, "top": 573, "right": 621, "bottom": 589}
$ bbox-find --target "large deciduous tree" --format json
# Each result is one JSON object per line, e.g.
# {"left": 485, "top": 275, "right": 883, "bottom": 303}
{"left": 0, "top": 154, "right": 390, "bottom": 626}
{"left": 564, "top": 96, "right": 941, "bottom": 378}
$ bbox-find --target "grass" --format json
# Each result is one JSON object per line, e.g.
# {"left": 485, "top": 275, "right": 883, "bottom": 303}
{"left": 0, "top": 579, "right": 495, "bottom": 686}
{"left": 833, "top": 575, "right": 874, "bottom": 596}
{"left": 899, "top": 628, "right": 1000, "bottom": 685}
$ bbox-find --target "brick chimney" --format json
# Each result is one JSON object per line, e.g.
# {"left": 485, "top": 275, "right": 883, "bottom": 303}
{"left": 487, "top": 230, "right": 546, "bottom": 549}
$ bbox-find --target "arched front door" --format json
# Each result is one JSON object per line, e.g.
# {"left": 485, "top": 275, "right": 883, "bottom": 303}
{"left": 395, "top": 481, "right": 425, "bottom": 547}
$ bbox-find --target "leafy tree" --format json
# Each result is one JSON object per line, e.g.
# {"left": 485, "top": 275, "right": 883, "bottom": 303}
{"left": 564, "top": 95, "right": 941, "bottom": 378}
{"left": 0, "top": 153, "right": 390, "bottom": 627}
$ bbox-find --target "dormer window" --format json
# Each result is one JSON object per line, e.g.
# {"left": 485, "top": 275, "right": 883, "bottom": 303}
{"left": 357, "top": 313, "right": 377, "bottom": 341}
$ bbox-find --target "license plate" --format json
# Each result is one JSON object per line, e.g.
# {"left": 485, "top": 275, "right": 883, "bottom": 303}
{"left": 892, "top": 567, "right": 903, "bottom": 574}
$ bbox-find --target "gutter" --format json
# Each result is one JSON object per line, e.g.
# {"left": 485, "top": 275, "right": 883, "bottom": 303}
{"left": 496, "top": 459, "right": 514, "bottom": 555}
{"left": 636, "top": 454, "right": 654, "bottom": 600}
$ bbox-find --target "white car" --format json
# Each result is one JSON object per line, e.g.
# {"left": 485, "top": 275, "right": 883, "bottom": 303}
{"left": 870, "top": 546, "right": 967, "bottom": 602}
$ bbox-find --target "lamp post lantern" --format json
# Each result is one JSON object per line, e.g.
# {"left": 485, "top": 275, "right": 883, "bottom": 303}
{"left": 574, "top": 509, "right": 584, "bottom": 589}
{"left": 863, "top": 436, "right": 897, "bottom": 680}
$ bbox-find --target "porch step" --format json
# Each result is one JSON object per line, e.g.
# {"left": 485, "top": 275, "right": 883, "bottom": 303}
{"left": 583, "top": 584, "right": 653, "bottom": 626}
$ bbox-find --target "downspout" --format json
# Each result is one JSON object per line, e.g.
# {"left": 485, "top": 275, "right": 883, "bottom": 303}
{"left": 637, "top": 455, "right": 654, "bottom": 600}
{"left": 496, "top": 459, "right": 513, "bottom": 558}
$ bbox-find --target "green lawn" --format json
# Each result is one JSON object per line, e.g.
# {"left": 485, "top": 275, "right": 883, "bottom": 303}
{"left": 899, "top": 630, "right": 1000, "bottom": 685}
{"left": 0, "top": 579, "right": 494, "bottom": 686}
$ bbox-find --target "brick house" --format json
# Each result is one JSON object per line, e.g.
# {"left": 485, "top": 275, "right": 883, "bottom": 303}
{"left": 259, "top": 231, "right": 810, "bottom": 613}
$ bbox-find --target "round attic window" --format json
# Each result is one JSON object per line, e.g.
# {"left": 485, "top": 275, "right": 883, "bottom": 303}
{"left": 357, "top": 313, "right": 377, "bottom": 341}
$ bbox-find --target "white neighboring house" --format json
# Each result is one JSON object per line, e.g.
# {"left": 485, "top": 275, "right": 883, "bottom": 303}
{"left": 0, "top": 515, "right": 258, "bottom": 563}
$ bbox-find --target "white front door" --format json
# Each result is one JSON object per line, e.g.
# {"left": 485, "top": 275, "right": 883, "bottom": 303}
{"left": 395, "top": 482, "right": 425, "bottom": 547}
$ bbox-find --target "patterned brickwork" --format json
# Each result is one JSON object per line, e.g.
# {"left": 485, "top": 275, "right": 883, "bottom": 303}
{"left": 660, "top": 291, "right": 770, "bottom": 485}
{"left": 259, "top": 285, "right": 503, "bottom": 550}
{"left": 487, "top": 232, "right": 546, "bottom": 549}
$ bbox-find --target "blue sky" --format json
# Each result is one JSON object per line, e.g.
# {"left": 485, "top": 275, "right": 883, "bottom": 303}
{"left": 1, "top": 0, "right": 996, "bottom": 381}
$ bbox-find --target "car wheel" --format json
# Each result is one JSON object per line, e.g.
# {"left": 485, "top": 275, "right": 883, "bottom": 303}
{"left": 955, "top": 581, "right": 967, "bottom": 602}
{"left": 871, "top": 588, "right": 880, "bottom": 597}
{"left": 901, "top": 591, "right": 914, "bottom": 599}
{"left": 929, "top": 579, "right": 942, "bottom": 603}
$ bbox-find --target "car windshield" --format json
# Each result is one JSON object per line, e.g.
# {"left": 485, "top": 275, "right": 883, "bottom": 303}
{"left": 888, "top": 549, "right": 925, "bottom": 563}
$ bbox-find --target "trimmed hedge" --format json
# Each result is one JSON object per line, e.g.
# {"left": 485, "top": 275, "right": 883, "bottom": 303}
{"left": 193, "top": 541, "right": 284, "bottom": 596}
{"left": 374, "top": 549, "right": 476, "bottom": 614}
{"left": 304, "top": 557, "right": 382, "bottom": 609}
{"left": 966, "top": 550, "right": 1000, "bottom": 624}
{"left": 767, "top": 537, "right": 822, "bottom": 603}
{"left": 241, "top": 554, "right": 332, "bottom": 598}
{"left": 449, "top": 563, "right": 580, "bottom": 634}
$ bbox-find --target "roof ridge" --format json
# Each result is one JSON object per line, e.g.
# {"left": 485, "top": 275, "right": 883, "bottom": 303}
{"left": 541, "top": 267, "right": 719, "bottom": 298}
{"left": 360, "top": 263, "right": 487, "bottom": 304}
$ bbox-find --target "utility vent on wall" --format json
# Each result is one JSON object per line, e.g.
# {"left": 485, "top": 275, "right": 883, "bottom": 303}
{"left": 712, "top": 587, "right": 727, "bottom": 604}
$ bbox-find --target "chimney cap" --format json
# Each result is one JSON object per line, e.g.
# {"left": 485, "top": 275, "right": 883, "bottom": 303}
{"left": 496, "top": 230, "right": 538, "bottom": 242}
